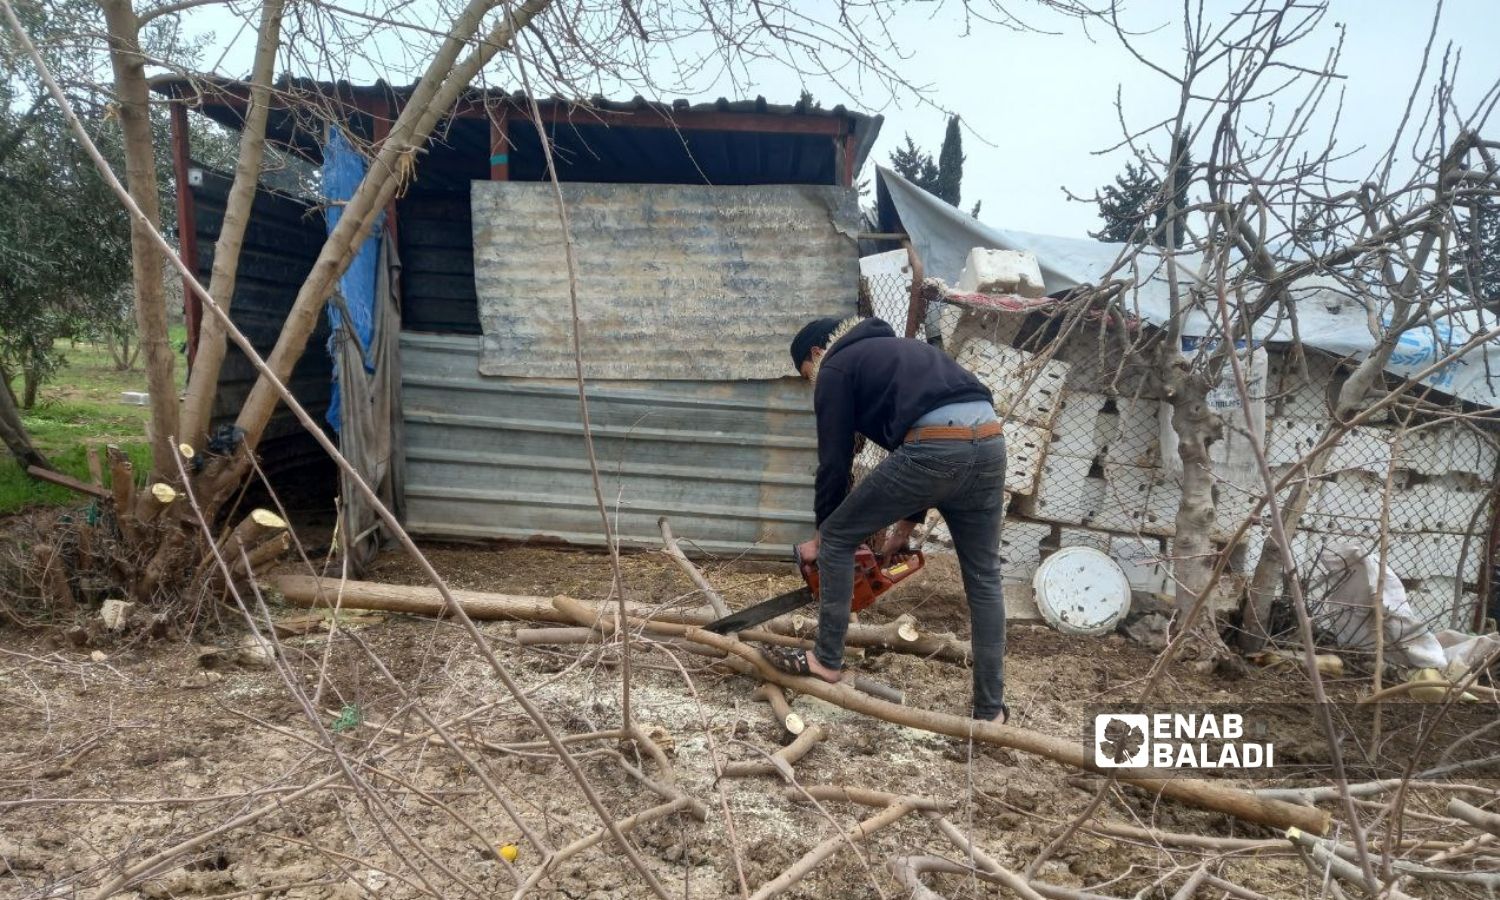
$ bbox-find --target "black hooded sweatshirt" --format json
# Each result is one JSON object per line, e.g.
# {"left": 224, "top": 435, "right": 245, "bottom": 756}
{"left": 811, "top": 317, "right": 993, "bottom": 526}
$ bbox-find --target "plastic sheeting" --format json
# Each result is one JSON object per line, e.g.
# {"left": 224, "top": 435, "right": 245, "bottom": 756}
{"left": 321, "top": 127, "right": 384, "bottom": 432}
{"left": 1313, "top": 544, "right": 1446, "bottom": 670}
{"left": 879, "top": 166, "right": 1500, "bottom": 407}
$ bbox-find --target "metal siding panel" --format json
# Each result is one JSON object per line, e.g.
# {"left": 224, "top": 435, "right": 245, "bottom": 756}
{"left": 473, "top": 182, "right": 860, "bottom": 380}
{"left": 400, "top": 333, "right": 816, "bottom": 555}
{"left": 190, "top": 168, "right": 334, "bottom": 482}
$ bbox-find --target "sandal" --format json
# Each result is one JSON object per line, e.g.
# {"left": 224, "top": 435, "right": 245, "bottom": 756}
{"left": 759, "top": 646, "right": 841, "bottom": 684}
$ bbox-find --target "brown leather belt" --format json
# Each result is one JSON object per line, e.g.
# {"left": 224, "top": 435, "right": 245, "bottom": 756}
{"left": 904, "top": 421, "right": 1003, "bottom": 443}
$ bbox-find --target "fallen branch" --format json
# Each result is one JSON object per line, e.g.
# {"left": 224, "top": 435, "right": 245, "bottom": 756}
{"left": 1287, "top": 827, "right": 1500, "bottom": 888}
{"left": 1449, "top": 798, "right": 1500, "bottom": 838}
{"left": 793, "top": 785, "right": 953, "bottom": 812}
{"left": 723, "top": 724, "right": 828, "bottom": 778}
{"left": 1359, "top": 680, "right": 1498, "bottom": 704}
{"left": 1083, "top": 820, "right": 1281, "bottom": 853}
{"left": 1288, "top": 830, "right": 1418, "bottom": 900}
{"left": 512, "top": 797, "right": 696, "bottom": 897}
{"left": 548, "top": 594, "right": 1332, "bottom": 835}
{"left": 1253, "top": 755, "right": 1500, "bottom": 805}
{"left": 753, "top": 683, "right": 805, "bottom": 736}
{"left": 274, "top": 575, "right": 969, "bottom": 663}
{"left": 923, "top": 812, "right": 1049, "bottom": 900}
{"left": 658, "top": 516, "right": 730, "bottom": 618}
{"left": 750, "top": 798, "right": 919, "bottom": 900}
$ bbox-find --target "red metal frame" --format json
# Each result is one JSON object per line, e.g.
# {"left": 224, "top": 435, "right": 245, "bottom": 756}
{"left": 488, "top": 106, "right": 509, "bottom": 181}
{"left": 168, "top": 102, "right": 202, "bottom": 366}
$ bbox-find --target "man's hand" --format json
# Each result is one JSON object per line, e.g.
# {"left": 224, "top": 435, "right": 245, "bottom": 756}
{"left": 796, "top": 535, "right": 820, "bottom": 563}
{"left": 879, "top": 520, "right": 917, "bottom": 559}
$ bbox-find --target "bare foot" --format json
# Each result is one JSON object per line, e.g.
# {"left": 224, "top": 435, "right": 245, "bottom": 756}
{"left": 805, "top": 654, "right": 842, "bottom": 683}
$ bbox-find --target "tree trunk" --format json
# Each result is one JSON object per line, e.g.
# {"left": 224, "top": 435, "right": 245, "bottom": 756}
{"left": 21, "top": 365, "right": 38, "bottom": 409}
{"left": 230, "top": 0, "right": 553, "bottom": 459}
{"left": 1164, "top": 366, "right": 1239, "bottom": 669}
{"left": 177, "top": 0, "right": 286, "bottom": 449}
{"left": 101, "top": 0, "right": 178, "bottom": 480}
{"left": 0, "top": 373, "right": 49, "bottom": 470}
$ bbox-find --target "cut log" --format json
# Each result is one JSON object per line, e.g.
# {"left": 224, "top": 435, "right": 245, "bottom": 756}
{"left": 222, "top": 508, "right": 287, "bottom": 553}
{"left": 136, "top": 482, "right": 178, "bottom": 524}
{"left": 231, "top": 533, "right": 291, "bottom": 578}
{"left": 1449, "top": 798, "right": 1500, "bottom": 838}
{"left": 753, "top": 683, "right": 805, "bottom": 735}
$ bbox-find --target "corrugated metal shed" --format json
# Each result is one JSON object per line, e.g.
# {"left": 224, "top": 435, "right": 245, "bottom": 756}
{"left": 190, "top": 167, "right": 334, "bottom": 486}
{"left": 400, "top": 333, "right": 817, "bottom": 555}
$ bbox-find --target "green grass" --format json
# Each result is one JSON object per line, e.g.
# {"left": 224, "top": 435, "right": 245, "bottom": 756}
{"left": 2, "top": 329, "right": 188, "bottom": 515}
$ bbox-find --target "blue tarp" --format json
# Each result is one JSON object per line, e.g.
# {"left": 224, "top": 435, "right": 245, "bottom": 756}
{"left": 321, "top": 128, "right": 383, "bottom": 432}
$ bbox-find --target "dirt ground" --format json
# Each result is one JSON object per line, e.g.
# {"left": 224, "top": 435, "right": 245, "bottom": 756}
{"left": 0, "top": 543, "right": 1410, "bottom": 899}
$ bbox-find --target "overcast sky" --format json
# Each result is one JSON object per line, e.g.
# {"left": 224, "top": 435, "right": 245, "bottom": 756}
{"left": 188, "top": 0, "right": 1500, "bottom": 238}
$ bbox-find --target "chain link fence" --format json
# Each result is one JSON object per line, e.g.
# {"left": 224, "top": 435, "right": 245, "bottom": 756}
{"left": 851, "top": 284, "right": 1498, "bottom": 647}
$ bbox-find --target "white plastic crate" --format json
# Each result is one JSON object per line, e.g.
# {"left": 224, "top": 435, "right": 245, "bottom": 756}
{"left": 953, "top": 338, "right": 1069, "bottom": 428}
{"left": 1051, "top": 391, "right": 1105, "bottom": 461}
{"left": 955, "top": 248, "right": 1047, "bottom": 297}
{"left": 1098, "top": 397, "right": 1162, "bottom": 467}
{"left": 1016, "top": 454, "right": 1103, "bottom": 525}
{"left": 1058, "top": 526, "right": 1112, "bottom": 551}
{"left": 1093, "top": 464, "right": 1178, "bottom": 537}
{"left": 1003, "top": 420, "right": 1049, "bottom": 496}
{"left": 1109, "top": 533, "right": 1173, "bottom": 595}
{"left": 1389, "top": 478, "right": 1489, "bottom": 534}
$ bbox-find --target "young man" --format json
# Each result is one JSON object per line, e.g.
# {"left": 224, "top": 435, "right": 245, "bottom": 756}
{"left": 765, "top": 315, "right": 1010, "bottom": 723}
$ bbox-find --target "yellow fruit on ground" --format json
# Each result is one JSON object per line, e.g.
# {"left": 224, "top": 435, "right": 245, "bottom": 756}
{"left": 499, "top": 843, "right": 519, "bottom": 863}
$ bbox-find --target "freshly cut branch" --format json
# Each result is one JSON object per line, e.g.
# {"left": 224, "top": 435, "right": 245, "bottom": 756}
{"left": 549, "top": 595, "right": 1331, "bottom": 835}
{"left": 723, "top": 724, "right": 828, "bottom": 778}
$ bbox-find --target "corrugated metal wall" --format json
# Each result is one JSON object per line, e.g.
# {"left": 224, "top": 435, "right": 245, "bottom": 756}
{"left": 400, "top": 333, "right": 818, "bottom": 555}
{"left": 472, "top": 182, "right": 861, "bottom": 381}
{"left": 397, "top": 189, "right": 482, "bottom": 334}
{"left": 191, "top": 168, "right": 334, "bottom": 484}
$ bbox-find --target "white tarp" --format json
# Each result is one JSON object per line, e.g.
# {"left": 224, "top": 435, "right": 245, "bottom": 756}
{"left": 880, "top": 166, "right": 1500, "bottom": 407}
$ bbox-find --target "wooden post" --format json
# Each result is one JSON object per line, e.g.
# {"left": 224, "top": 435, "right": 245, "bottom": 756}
{"left": 489, "top": 105, "right": 509, "bottom": 181}
{"left": 169, "top": 102, "right": 201, "bottom": 367}
{"left": 840, "top": 129, "right": 856, "bottom": 188}
{"left": 901, "top": 239, "right": 926, "bottom": 339}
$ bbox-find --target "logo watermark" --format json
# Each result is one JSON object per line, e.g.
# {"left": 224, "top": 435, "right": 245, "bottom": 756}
{"left": 1084, "top": 704, "right": 1500, "bottom": 782}
{"left": 1093, "top": 712, "right": 1273, "bottom": 769}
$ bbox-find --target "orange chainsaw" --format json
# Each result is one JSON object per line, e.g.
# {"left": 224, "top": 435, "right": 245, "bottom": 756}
{"left": 704, "top": 543, "right": 925, "bottom": 634}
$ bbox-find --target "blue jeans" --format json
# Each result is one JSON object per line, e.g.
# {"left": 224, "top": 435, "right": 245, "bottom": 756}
{"left": 815, "top": 434, "right": 1007, "bottom": 719}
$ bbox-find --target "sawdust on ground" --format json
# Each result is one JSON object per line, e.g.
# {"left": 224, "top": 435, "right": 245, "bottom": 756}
{"left": 2, "top": 543, "right": 1375, "bottom": 899}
